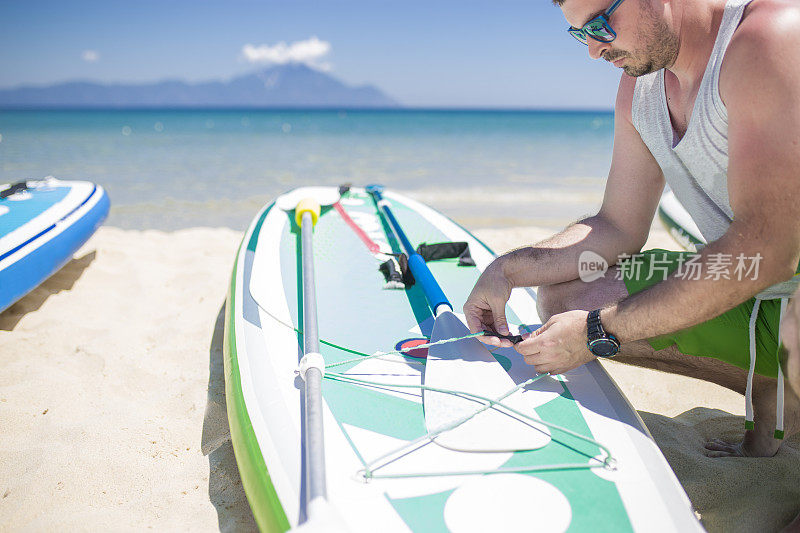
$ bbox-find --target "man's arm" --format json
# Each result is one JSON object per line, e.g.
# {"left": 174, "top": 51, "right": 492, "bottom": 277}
{"left": 500, "top": 74, "right": 665, "bottom": 287}
{"left": 601, "top": 4, "right": 800, "bottom": 342}
{"left": 464, "top": 74, "right": 665, "bottom": 338}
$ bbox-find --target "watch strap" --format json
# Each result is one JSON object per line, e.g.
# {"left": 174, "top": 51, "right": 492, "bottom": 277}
{"left": 587, "top": 309, "right": 605, "bottom": 339}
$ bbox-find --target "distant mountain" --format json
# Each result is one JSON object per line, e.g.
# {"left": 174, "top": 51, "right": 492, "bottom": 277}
{"left": 0, "top": 64, "right": 400, "bottom": 108}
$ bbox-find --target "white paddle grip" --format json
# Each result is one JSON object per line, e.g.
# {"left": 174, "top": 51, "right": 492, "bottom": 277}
{"left": 299, "top": 352, "right": 326, "bottom": 380}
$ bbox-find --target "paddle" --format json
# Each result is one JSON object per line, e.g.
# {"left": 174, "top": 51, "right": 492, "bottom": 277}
{"left": 365, "top": 185, "right": 550, "bottom": 452}
{"left": 277, "top": 187, "right": 348, "bottom": 531}
{"left": 366, "top": 185, "right": 451, "bottom": 315}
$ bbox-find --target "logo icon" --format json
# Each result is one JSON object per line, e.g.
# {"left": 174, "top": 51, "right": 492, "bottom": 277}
{"left": 578, "top": 250, "right": 608, "bottom": 282}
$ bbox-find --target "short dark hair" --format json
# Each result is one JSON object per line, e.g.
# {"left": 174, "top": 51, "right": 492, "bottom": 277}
{"left": 552, "top": 0, "right": 565, "bottom": 5}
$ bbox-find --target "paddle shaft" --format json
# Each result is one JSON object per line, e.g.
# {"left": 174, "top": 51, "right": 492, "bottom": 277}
{"left": 367, "top": 187, "right": 453, "bottom": 316}
{"left": 300, "top": 211, "right": 327, "bottom": 505}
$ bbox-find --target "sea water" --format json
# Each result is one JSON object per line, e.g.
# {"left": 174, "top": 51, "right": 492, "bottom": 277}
{"left": 0, "top": 109, "right": 613, "bottom": 231}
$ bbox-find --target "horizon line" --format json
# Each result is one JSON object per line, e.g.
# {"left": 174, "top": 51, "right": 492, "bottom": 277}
{"left": 0, "top": 105, "right": 614, "bottom": 113}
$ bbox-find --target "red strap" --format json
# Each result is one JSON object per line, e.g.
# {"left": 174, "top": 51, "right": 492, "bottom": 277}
{"left": 334, "top": 201, "right": 381, "bottom": 254}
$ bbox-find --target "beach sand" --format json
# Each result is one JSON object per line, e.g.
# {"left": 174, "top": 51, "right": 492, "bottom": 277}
{"left": 1, "top": 221, "right": 798, "bottom": 532}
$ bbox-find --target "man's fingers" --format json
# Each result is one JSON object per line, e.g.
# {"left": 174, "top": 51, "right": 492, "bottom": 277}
{"left": 515, "top": 329, "right": 546, "bottom": 356}
{"left": 463, "top": 304, "right": 485, "bottom": 335}
{"left": 494, "top": 337, "right": 514, "bottom": 348}
{"left": 478, "top": 333, "right": 507, "bottom": 348}
{"left": 519, "top": 324, "right": 543, "bottom": 341}
{"left": 464, "top": 301, "right": 498, "bottom": 339}
{"left": 532, "top": 363, "right": 554, "bottom": 375}
{"left": 489, "top": 302, "right": 510, "bottom": 336}
{"left": 463, "top": 289, "right": 513, "bottom": 347}
{"left": 516, "top": 315, "right": 562, "bottom": 352}
{"left": 524, "top": 357, "right": 561, "bottom": 375}
{"left": 523, "top": 352, "right": 548, "bottom": 367}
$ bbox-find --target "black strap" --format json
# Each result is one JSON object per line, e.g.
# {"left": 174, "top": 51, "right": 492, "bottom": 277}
{"left": 379, "top": 242, "right": 473, "bottom": 289}
{"left": 379, "top": 253, "right": 416, "bottom": 287}
{"left": 587, "top": 309, "right": 606, "bottom": 339}
{"left": 482, "top": 330, "right": 524, "bottom": 344}
{"left": 397, "top": 253, "right": 415, "bottom": 285}
{"left": 379, "top": 256, "right": 403, "bottom": 287}
{"left": 416, "top": 242, "right": 475, "bottom": 266}
{"left": 0, "top": 181, "right": 29, "bottom": 199}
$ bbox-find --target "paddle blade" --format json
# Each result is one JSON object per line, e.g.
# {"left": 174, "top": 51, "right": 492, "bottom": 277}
{"left": 276, "top": 187, "right": 341, "bottom": 211}
{"left": 423, "top": 311, "right": 550, "bottom": 452}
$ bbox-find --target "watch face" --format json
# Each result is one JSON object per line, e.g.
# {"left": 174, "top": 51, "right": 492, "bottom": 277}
{"left": 589, "top": 338, "right": 619, "bottom": 357}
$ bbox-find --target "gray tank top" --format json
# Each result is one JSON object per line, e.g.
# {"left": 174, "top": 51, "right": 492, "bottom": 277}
{"left": 632, "top": 0, "right": 798, "bottom": 299}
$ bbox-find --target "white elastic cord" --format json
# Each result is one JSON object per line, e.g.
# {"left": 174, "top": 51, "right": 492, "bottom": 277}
{"left": 775, "top": 297, "right": 788, "bottom": 439}
{"left": 745, "top": 298, "right": 761, "bottom": 429}
{"left": 299, "top": 352, "right": 326, "bottom": 381}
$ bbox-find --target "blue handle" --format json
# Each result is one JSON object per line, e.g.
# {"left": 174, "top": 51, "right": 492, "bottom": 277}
{"left": 407, "top": 254, "right": 451, "bottom": 314}
{"left": 366, "top": 184, "right": 453, "bottom": 314}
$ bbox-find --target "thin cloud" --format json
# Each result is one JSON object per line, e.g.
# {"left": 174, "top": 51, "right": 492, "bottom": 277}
{"left": 82, "top": 50, "right": 100, "bottom": 62}
{"left": 241, "top": 36, "right": 332, "bottom": 71}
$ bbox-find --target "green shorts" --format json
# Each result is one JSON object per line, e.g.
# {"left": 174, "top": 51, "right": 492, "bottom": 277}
{"left": 621, "top": 249, "right": 782, "bottom": 378}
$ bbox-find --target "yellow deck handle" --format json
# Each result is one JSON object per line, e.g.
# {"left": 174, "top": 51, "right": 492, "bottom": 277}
{"left": 295, "top": 198, "right": 321, "bottom": 227}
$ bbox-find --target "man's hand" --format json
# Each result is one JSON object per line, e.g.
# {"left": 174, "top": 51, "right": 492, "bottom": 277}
{"left": 464, "top": 261, "right": 514, "bottom": 348}
{"left": 515, "top": 310, "right": 595, "bottom": 374}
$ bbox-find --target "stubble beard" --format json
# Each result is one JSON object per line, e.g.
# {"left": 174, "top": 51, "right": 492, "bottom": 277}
{"left": 612, "top": 5, "right": 679, "bottom": 77}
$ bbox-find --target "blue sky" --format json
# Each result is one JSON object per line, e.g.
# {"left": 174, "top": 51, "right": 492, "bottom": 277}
{"left": 0, "top": 0, "right": 622, "bottom": 109}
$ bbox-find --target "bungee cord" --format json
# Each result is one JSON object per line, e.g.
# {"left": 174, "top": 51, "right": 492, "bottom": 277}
{"left": 253, "top": 303, "right": 617, "bottom": 480}
{"left": 324, "top": 371, "right": 616, "bottom": 481}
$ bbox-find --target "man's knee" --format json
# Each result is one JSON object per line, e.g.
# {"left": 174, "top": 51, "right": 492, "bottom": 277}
{"left": 537, "top": 274, "right": 628, "bottom": 322}
{"left": 536, "top": 282, "right": 573, "bottom": 322}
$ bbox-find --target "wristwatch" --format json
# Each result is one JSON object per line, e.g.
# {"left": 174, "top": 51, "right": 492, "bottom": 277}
{"left": 587, "top": 309, "right": 620, "bottom": 358}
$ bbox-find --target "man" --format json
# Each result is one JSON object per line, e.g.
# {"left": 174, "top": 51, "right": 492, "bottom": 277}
{"left": 782, "top": 292, "right": 800, "bottom": 397}
{"left": 464, "top": 0, "right": 800, "bottom": 459}
{"left": 780, "top": 293, "right": 800, "bottom": 530}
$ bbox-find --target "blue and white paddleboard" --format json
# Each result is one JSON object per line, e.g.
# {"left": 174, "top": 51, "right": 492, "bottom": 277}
{"left": 0, "top": 177, "right": 110, "bottom": 313}
{"left": 225, "top": 186, "right": 704, "bottom": 532}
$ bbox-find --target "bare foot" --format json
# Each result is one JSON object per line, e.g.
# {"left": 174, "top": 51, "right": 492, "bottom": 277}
{"left": 706, "top": 377, "right": 800, "bottom": 457}
{"left": 704, "top": 428, "right": 782, "bottom": 458}
{"left": 704, "top": 431, "right": 781, "bottom": 457}
{"left": 704, "top": 438, "right": 750, "bottom": 457}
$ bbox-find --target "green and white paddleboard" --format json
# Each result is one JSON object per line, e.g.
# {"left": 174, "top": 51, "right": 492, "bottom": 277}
{"left": 658, "top": 189, "right": 706, "bottom": 251}
{"left": 224, "top": 186, "right": 704, "bottom": 532}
